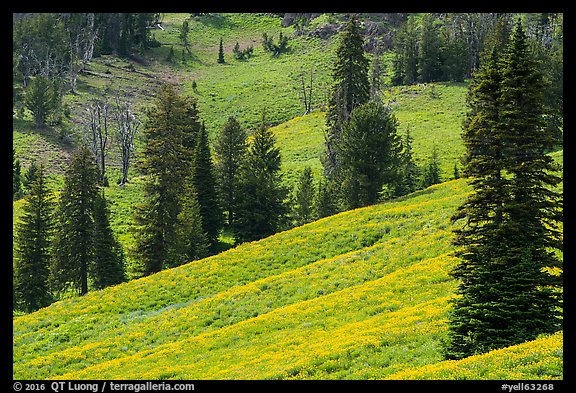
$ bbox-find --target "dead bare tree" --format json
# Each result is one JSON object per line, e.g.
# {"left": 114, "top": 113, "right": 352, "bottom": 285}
{"left": 112, "top": 95, "right": 140, "bottom": 186}
{"left": 84, "top": 98, "right": 110, "bottom": 184}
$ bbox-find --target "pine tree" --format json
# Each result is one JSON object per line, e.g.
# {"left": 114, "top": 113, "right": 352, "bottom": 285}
{"left": 21, "top": 159, "right": 39, "bottom": 196}
{"left": 175, "top": 182, "right": 209, "bottom": 265}
{"left": 13, "top": 149, "right": 22, "bottom": 200}
{"left": 51, "top": 145, "right": 100, "bottom": 296}
{"left": 218, "top": 37, "right": 225, "bottom": 64}
{"left": 422, "top": 143, "right": 441, "bottom": 188}
{"left": 24, "top": 76, "right": 56, "bottom": 128}
{"left": 91, "top": 192, "right": 125, "bottom": 290}
{"left": 293, "top": 166, "right": 315, "bottom": 226}
{"left": 134, "top": 84, "right": 196, "bottom": 276}
{"left": 324, "top": 14, "right": 370, "bottom": 183}
{"left": 14, "top": 163, "right": 54, "bottom": 312}
{"left": 443, "top": 21, "right": 563, "bottom": 359}
{"left": 337, "top": 101, "right": 402, "bottom": 209}
{"left": 418, "top": 13, "right": 442, "bottom": 82}
{"left": 214, "top": 116, "right": 248, "bottom": 226}
{"left": 190, "top": 122, "right": 223, "bottom": 249}
{"left": 394, "top": 128, "right": 420, "bottom": 197}
{"left": 314, "top": 177, "right": 338, "bottom": 220}
{"left": 392, "top": 15, "right": 418, "bottom": 85}
{"left": 233, "top": 117, "right": 287, "bottom": 243}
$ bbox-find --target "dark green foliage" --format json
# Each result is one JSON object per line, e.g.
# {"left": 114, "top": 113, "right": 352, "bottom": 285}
{"left": 393, "top": 128, "right": 420, "bottom": 197}
{"left": 91, "top": 192, "right": 126, "bottom": 290}
{"left": 233, "top": 42, "right": 254, "bottom": 60}
{"left": 444, "top": 21, "right": 563, "bottom": 360}
{"left": 50, "top": 145, "right": 101, "bottom": 296}
{"left": 21, "top": 159, "right": 40, "bottom": 197}
{"left": 214, "top": 116, "right": 248, "bottom": 226}
{"left": 134, "top": 84, "right": 200, "bottom": 276}
{"left": 314, "top": 177, "right": 339, "bottom": 220}
{"left": 95, "top": 13, "right": 155, "bottom": 57}
{"left": 13, "top": 149, "right": 22, "bottom": 200}
{"left": 24, "top": 76, "right": 57, "bottom": 128}
{"left": 422, "top": 144, "right": 441, "bottom": 188}
{"left": 233, "top": 118, "right": 288, "bottom": 243}
{"left": 191, "top": 123, "right": 223, "bottom": 248}
{"left": 218, "top": 37, "right": 225, "bottom": 63}
{"left": 292, "top": 166, "right": 316, "bottom": 226}
{"left": 262, "top": 32, "right": 289, "bottom": 56}
{"left": 418, "top": 14, "right": 442, "bottom": 83}
{"left": 324, "top": 14, "right": 370, "bottom": 190}
{"left": 14, "top": 163, "right": 55, "bottom": 312}
{"left": 392, "top": 15, "right": 418, "bottom": 85}
{"left": 175, "top": 184, "right": 209, "bottom": 265}
{"left": 337, "top": 101, "right": 402, "bottom": 209}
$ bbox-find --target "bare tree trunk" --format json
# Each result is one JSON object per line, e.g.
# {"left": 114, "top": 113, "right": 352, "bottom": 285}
{"left": 85, "top": 99, "right": 110, "bottom": 183}
{"left": 113, "top": 95, "right": 140, "bottom": 186}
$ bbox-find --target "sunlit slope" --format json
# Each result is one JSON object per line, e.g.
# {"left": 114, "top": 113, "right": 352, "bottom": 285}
{"left": 386, "top": 331, "right": 563, "bottom": 380}
{"left": 12, "top": 178, "right": 562, "bottom": 380}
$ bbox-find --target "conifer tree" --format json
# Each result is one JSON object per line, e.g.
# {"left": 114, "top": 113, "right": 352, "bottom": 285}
{"left": 418, "top": 13, "right": 442, "bottom": 83}
{"left": 25, "top": 76, "right": 57, "bottom": 128}
{"left": 337, "top": 101, "right": 402, "bottom": 209}
{"left": 218, "top": 37, "right": 225, "bottom": 64}
{"left": 314, "top": 177, "right": 338, "bottom": 220}
{"left": 91, "top": 191, "right": 125, "bottom": 290}
{"left": 233, "top": 116, "right": 287, "bottom": 243}
{"left": 293, "top": 166, "right": 315, "bottom": 226}
{"left": 51, "top": 145, "right": 100, "bottom": 296}
{"left": 394, "top": 128, "right": 420, "bottom": 197}
{"left": 175, "top": 182, "right": 209, "bottom": 265}
{"left": 13, "top": 149, "right": 22, "bottom": 200}
{"left": 190, "top": 122, "right": 223, "bottom": 249}
{"left": 214, "top": 116, "right": 248, "bottom": 226}
{"left": 14, "top": 163, "right": 54, "bottom": 312}
{"left": 324, "top": 14, "right": 370, "bottom": 183}
{"left": 422, "top": 143, "right": 442, "bottom": 188}
{"left": 443, "top": 21, "right": 563, "bottom": 359}
{"left": 134, "top": 84, "right": 197, "bottom": 276}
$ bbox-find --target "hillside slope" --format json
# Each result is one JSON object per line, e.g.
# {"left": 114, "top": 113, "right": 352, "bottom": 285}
{"left": 12, "top": 178, "right": 563, "bottom": 380}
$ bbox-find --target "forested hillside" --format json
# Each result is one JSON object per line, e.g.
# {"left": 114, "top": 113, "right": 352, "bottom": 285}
{"left": 13, "top": 12, "right": 563, "bottom": 383}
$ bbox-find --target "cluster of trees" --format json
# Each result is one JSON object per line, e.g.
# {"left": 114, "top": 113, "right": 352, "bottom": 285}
{"left": 391, "top": 12, "right": 563, "bottom": 97}
{"left": 320, "top": 14, "right": 445, "bottom": 214}
{"left": 13, "top": 146, "right": 125, "bottom": 312}
{"left": 13, "top": 13, "right": 160, "bottom": 126}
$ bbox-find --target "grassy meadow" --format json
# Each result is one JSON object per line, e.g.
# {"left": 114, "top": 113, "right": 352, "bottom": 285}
{"left": 12, "top": 178, "right": 563, "bottom": 379}
{"left": 13, "top": 13, "right": 563, "bottom": 381}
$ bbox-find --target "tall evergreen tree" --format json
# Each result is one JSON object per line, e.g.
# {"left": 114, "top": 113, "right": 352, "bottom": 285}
{"left": 392, "top": 15, "right": 418, "bottom": 85}
{"left": 91, "top": 192, "right": 125, "bottom": 290}
{"left": 443, "top": 21, "right": 563, "bottom": 359}
{"left": 337, "top": 101, "right": 402, "bottom": 209}
{"left": 13, "top": 163, "right": 54, "bottom": 312}
{"left": 133, "top": 84, "right": 196, "bottom": 276}
{"left": 394, "top": 128, "right": 420, "bottom": 197}
{"left": 293, "top": 166, "right": 316, "bottom": 226}
{"left": 218, "top": 37, "right": 225, "bottom": 64}
{"left": 51, "top": 145, "right": 100, "bottom": 296}
{"left": 324, "top": 14, "right": 370, "bottom": 182}
{"left": 190, "top": 122, "right": 223, "bottom": 249}
{"left": 422, "top": 143, "right": 442, "bottom": 188}
{"left": 214, "top": 116, "right": 248, "bottom": 226}
{"left": 175, "top": 182, "right": 209, "bottom": 265}
{"left": 13, "top": 149, "right": 22, "bottom": 200}
{"left": 24, "top": 76, "right": 57, "bottom": 128}
{"left": 418, "top": 13, "right": 442, "bottom": 83}
{"left": 233, "top": 117, "right": 287, "bottom": 243}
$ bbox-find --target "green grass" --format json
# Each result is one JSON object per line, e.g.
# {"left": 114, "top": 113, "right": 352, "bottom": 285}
{"left": 12, "top": 178, "right": 562, "bottom": 379}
